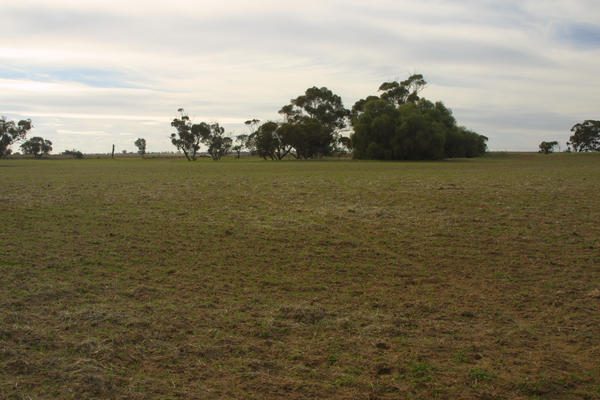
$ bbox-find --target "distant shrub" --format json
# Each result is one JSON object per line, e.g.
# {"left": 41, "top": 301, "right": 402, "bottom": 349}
{"left": 538, "top": 141, "right": 558, "bottom": 154}
{"left": 62, "top": 149, "right": 84, "bottom": 159}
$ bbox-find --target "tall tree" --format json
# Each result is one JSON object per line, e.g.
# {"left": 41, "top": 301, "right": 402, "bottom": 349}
{"left": 232, "top": 134, "right": 248, "bottom": 159}
{"left": 243, "top": 119, "right": 260, "bottom": 154}
{"left": 0, "top": 116, "right": 32, "bottom": 157}
{"left": 251, "top": 121, "right": 293, "bottom": 160}
{"left": 278, "top": 87, "right": 350, "bottom": 158}
{"left": 134, "top": 138, "right": 147, "bottom": 157}
{"left": 20, "top": 136, "right": 52, "bottom": 158}
{"left": 202, "top": 123, "right": 232, "bottom": 161}
{"left": 568, "top": 120, "right": 600, "bottom": 152}
{"left": 539, "top": 141, "right": 559, "bottom": 154}
{"left": 170, "top": 108, "right": 202, "bottom": 161}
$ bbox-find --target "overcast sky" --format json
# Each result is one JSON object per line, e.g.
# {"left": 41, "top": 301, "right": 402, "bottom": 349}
{"left": 1, "top": 0, "right": 599, "bottom": 153}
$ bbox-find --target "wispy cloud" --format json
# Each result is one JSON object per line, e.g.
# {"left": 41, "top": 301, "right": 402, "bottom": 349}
{"left": 1, "top": 0, "right": 599, "bottom": 152}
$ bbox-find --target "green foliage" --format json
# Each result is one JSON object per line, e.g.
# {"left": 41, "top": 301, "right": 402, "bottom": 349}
{"left": 378, "top": 73, "right": 427, "bottom": 106}
{"left": 280, "top": 86, "right": 350, "bottom": 131}
{"left": 170, "top": 108, "right": 201, "bottom": 161}
{"left": 62, "top": 149, "right": 84, "bottom": 159}
{"left": 351, "top": 75, "right": 487, "bottom": 160}
{"left": 568, "top": 120, "right": 600, "bottom": 152}
{"left": 469, "top": 368, "right": 496, "bottom": 383}
{"left": 170, "top": 109, "right": 232, "bottom": 161}
{"left": 203, "top": 123, "right": 232, "bottom": 161}
{"left": 134, "top": 138, "right": 147, "bottom": 156}
{"left": 280, "top": 119, "right": 332, "bottom": 159}
{"left": 539, "top": 141, "right": 559, "bottom": 154}
{"left": 350, "top": 95, "right": 380, "bottom": 120}
{"left": 0, "top": 116, "right": 32, "bottom": 157}
{"left": 277, "top": 87, "right": 350, "bottom": 159}
{"left": 20, "top": 136, "right": 52, "bottom": 158}
{"left": 250, "top": 121, "right": 292, "bottom": 160}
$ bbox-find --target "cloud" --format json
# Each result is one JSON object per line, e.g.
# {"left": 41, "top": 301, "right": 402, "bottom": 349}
{"left": 1, "top": 0, "right": 599, "bottom": 153}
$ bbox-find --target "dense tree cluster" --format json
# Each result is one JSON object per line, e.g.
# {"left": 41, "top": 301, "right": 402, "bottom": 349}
{"left": 568, "top": 120, "right": 600, "bottom": 152}
{"left": 227, "top": 75, "right": 486, "bottom": 161}
{"left": 236, "top": 87, "right": 351, "bottom": 160}
{"left": 351, "top": 74, "right": 487, "bottom": 160}
{"left": 1, "top": 116, "right": 32, "bottom": 157}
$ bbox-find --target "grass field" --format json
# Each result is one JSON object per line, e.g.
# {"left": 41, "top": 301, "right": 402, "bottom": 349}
{"left": 1, "top": 153, "right": 599, "bottom": 399}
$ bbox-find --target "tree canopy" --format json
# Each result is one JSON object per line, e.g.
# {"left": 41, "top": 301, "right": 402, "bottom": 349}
{"left": 167, "top": 76, "right": 489, "bottom": 162}
{"left": 378, "top": 73, "right": 427, "bottom": 107}
{"left": 170, "top": 109, "right": 232, "bottom": 161}
{"left": 200, "top": 123, "right": 232, "bottom": 160}
{"left": 1, "top": 116, "right": 32, "bottom": 157}
{"left": 350, "top": 75, "right": 487, "bottom": 160}
{"left": 170, "top": 109, "right": 201, "bottom": 161}
{"left": 275, "top": 86, "right": 350, "bottom": 159}
{"left": 539, "top": 141, "right": 559, "bottom": 154}
{"left": 134, "top": 138, "right": 147, "bottom": 157}
{"left": 20, "top": 136, "right": 52, "bottom": 158}
{"left": 568, "top": 120, "right": 600, "bottom": 152}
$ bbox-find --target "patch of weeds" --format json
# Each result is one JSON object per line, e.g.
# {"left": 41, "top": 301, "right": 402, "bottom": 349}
{"left": 252, "top": 319, "right": 288, "bottom": 339}
{"left": 327, "top": 353, "right": 339, "bottom": 365}
{"left": 454, "top": 349, "right": 469, "bottom": 363}
{"left": 331, "top": 375, "right": 356, "bottom": 387}
{"left": 392, "top": 335, "right": 408, "bottom": 345}
{"left": 469, "top": 368, "right": 495, "bottom": 384}
{"left": 344, "top": 366, "right": 362, "bottom": 375}
{"left": 408, "top": 361, "right": 435, "bottom": 387}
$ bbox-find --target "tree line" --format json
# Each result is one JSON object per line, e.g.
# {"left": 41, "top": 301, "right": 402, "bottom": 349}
{"left": 539, "top": 120, "right": 600, "bottom": 154}
{"left": 2, "top": 73, "right": 599, "bottom": 159}
{"left": 170, "top": 74, "right": 488, "bottom": 161}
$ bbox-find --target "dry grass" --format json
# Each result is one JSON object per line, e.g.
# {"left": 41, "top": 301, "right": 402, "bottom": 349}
{"left": 1, "top": 153, "right": 599, "bottom": 399}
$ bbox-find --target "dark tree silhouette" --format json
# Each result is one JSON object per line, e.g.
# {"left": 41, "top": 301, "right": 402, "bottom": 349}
{"left": 1, "top": 116, "right": 32, "bottom": 157}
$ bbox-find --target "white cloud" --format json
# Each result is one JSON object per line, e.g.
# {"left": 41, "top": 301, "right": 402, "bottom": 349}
{"left": 1, "top": 0, "right": 599, "bottom": 152}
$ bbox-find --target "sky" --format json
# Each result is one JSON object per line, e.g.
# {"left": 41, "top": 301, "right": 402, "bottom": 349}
{"left": 1, "top": 0, "right": 599, "bottom": 153}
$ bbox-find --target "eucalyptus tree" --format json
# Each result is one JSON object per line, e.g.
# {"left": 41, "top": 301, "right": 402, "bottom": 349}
{"left": 568, "top": 120, "right": 600, "bottom": 152}
{"left": 20, "top": 136, "right": 52, "bottom": 158}
{"left": 134, "top": 138, "right": 146, "bottom": 157}
{"left": 278, "top": 86, "right": 350, "bottom": 158}
{"left": 538, "top": 141, "right": 559, "bottom": 154}
{"left": 0, "top": 116, "right": 32, "bottom": 157}
{"left": 378, "top": 73, "right": 427, "bottom": 107}
{"left": 170, "top": 108, "right": 201, "bottom": 161}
